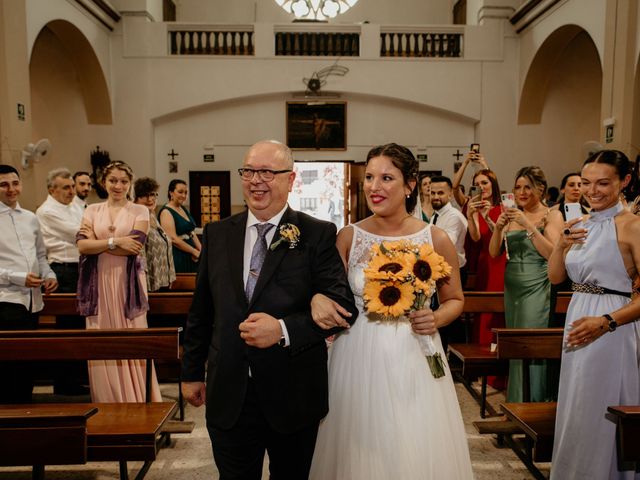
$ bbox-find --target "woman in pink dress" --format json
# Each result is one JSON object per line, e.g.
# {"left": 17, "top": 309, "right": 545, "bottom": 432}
{"left": 77, "top": 161, "right": 161, "bottom": 402}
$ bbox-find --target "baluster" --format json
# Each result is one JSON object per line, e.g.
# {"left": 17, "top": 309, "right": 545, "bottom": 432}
{"left": 276, "top": 32, "right": 283, "bottom": 55}
{"left": 231, "top": 32, "right": 237, "bottom": 55}
{"left": 352, "top": 33, "right": 360, "bottom": 56}
{"left": 283, "top": 32, "right": 290, "bottom": 55}
{"left": 195, "top": 31, "right": 202, "bottom": 54}
{"left": 380, "top": 33, "right": 386, "bottom": 57}
{"left": 427, "top": 33, "right": 434, "bottom": 57}
{"left": 204, "top": 31, "right": 211, "bottom": 54}
{"left": 169, "top": 31, "right": 177, "bottom": 54}
{"left": 437, "top": 33, "right": 444, "bottom": 57}
{"left": 387, "top": 33, "right": 394, "bottom": 56}
{"left": 177, "top": 31, "right": 185, "bottom": 55}
{"left": 343, "top": 34, "right": 351, "bottom": 56}
{"left": 247, "top": 31, "right": 254, "bottom": 55}
{"left": 222, "top": 32, "right": 229, "bottom": 55}
{"left": 329, "top": 34, "right": 335, "bottom": 56}
{"left": 238, "top": 32, "right": 245, "bottom": 55}
{"left": 443, "top": 34, "right": 449, "bottom": 57}
{"left": 318, "top": 33, "right": 326, "bottom": 56}
{"left": 336, "top": 33, "right": 343, "bottom": 56}
{"left": 403, "top": 33, "right": 410, "bottom": 56}
{"left": 310, "top": 32, "right": 317, "bottom": 56}
{"left": 213, "top": 31, "right": 220, "bottom": 55}
{"left": 413, "top": 33, "right": 420, "bottom": 57}
{"left": 302, "top": 33, "right": 309, "bottom": 56}
{"left": 452, "top": 34, "right": 461, "bottom": 57}
{"left": 185, "top": 31, "right": 192, "bottom": 54}
{"left": 421, "top": 33, "right": 428, "bottom": 57}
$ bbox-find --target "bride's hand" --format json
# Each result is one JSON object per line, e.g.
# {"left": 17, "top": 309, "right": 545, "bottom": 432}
{"left": 311, "top": 293, "right": 352, "bottom": 330}
{"left": 408, "top": 308, "right": 437, "bottom": 335}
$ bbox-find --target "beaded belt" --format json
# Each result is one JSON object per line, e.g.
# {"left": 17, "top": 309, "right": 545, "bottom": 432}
{"left": 571, "top": 282, "right": 631, "bottom": 298}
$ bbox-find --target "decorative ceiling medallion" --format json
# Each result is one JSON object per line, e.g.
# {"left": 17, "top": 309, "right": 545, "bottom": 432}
{"left": 275, "top": 0, "right": 359, "bottom": 21}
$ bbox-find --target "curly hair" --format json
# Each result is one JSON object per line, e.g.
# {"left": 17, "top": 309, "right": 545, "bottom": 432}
{"left": 134, "top": 177, "right": 159, "bottom": 200}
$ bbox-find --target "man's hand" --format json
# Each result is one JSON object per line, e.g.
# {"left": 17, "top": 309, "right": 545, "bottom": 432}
{"left": 25, "top": 272, "right": 43, "bottom": 288}
{"left": 239, "top": 312, "right": 282, "bottom": 348}
{"left": 181, "top": 381, "right": 206, "bottom": 407}
{"left": 42, "top": 278, "right": 58, "bottom": 294}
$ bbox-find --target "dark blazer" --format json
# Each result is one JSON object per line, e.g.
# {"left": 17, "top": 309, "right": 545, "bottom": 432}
{"left": 181, "top": 207, "right": 357, "bottom": 434}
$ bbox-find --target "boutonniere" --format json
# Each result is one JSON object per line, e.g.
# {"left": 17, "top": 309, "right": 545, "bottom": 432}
{"left": 270, "top": 223, "right": 301, "bottom": 250}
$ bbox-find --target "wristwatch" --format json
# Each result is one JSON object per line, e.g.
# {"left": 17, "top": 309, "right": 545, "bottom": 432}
{"left": 603, "top": 313, "right": 617, "bottom": 332}
{"left": 108, "top": 237, "right": 116, "bottom": 251}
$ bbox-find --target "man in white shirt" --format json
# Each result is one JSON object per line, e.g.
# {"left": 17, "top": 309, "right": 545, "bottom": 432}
{"left": 430, "top": 175, "right": 468, "bottom": 350}
{"left": 0, "top": 164, "right": 58, "bottom": 403}
{"left": 72, "top": 171, "right": 92, "bottom": 209}
{"left": 36, "top": 167, "right": 87, "bottom": 394}
{"left": 430, "top": 175, "right": 468, "bottom": 270}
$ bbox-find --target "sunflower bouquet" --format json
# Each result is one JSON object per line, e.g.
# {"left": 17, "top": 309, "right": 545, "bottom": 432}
{"left": 363, "top": 240, "right": 452, "bottom": 378}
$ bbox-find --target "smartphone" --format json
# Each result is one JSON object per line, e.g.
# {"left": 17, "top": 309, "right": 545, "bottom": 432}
{"left": 470, "top": 143, "right": 480, "bottom": 154}
{"left": 469, "top": 185, "right": 481, "bottom": 199}
{"left": 501, "top": 193, "right": 516, "bottom": 209}
{"left": 564, "top": 202, "right": 583, "bottom": 226}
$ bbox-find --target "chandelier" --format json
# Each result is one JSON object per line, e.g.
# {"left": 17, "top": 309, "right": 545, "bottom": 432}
{"left": 275, "top": 0, "right": 359, "bottom": 21}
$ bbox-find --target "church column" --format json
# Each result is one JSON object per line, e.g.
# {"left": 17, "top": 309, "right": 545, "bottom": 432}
{"left": 600, "top": 0, "right": 637, "bottom": 152}
{"left": 0, "top": 0, "right": 32, "bottom": 166}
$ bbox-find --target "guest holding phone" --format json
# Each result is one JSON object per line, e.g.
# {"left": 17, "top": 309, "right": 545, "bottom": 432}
{"left": 549, "top": 150, "right": 640, "bottom": 479}
{"left": 466, "top": 170, "right": 507, "bottom": 379}
{"left": 489, "top": 166, "right": 563, "bottom": 402}
{"left": 452, "top": 144, "right": 490, "bottom": 209}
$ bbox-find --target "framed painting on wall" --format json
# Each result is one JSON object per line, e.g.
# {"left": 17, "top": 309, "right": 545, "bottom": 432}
{"left": 286, "top": 101, "right": 346, "bottom": 150}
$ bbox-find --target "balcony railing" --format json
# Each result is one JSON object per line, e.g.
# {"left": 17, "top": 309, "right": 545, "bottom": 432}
{"left": 274, "top": 24, "right": 360, "bottom": 57}
{"left": 169, "top": 25, "right": 254, "bottom": 55}
{"left": 380, "top": 27, "right": 463, "bottom": 58}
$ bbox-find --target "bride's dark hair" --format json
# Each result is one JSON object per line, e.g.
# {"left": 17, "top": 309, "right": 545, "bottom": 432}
{"left": 366, "top": 143, "right": 419, "bottom": 214}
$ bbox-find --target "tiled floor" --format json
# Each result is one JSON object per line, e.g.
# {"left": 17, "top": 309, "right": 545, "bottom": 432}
{"left": 0, "top": 382, "right": 549, "bottom": 479}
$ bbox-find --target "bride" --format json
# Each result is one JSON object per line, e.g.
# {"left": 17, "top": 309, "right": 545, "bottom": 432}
{"left": 308, "top": 143, "right": 473, "bottom": 479}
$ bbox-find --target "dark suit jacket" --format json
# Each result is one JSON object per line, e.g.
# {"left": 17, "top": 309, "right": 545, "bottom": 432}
{"left": 181, "top": 207, "right": 357, "bottom": 434}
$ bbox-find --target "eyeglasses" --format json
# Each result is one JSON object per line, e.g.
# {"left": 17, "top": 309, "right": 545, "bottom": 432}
{"left": 139, "top": 192, "right": 158, "bottom": 199}
{"left": 238, "top": 168, "right": 292, "bottom": 182}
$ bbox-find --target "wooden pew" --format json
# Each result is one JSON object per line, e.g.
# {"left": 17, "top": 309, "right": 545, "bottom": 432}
{"left": 447, "top": 292, "right": 570, "bottom": 417}
{"left": 169, "top": 273, "right": 196, "bottom": 291}
{"left": 608, "top": 406, "right": 640, "bottom": 463}
{"left": 0, "top": 328, "right": 181, "bottom": 480}
{"left": 40, "top": 292, "right": 193, "bottom": 421}
{"left": 483, "top": 328, "right": 563, "bottom": 480}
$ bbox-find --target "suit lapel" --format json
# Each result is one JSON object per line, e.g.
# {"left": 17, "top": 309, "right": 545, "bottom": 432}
{"left": 227, "top": 211, "right": 248, "bottom": 308}
{"left": 247, "top": 207, "right": 298, "bottom": 310}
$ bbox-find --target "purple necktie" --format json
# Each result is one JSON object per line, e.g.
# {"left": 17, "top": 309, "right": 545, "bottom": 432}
{"left": 245, "top": 223, "right": 274, "bottom": 302}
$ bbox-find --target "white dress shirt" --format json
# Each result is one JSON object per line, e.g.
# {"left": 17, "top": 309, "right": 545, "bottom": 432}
{"left": 72, "top": 195, "right": 86, "bottom": 210}
{"left": 36, "top": 195, "right": 84, "bottom": 263}
{"left": 431, "top": 202, "right": 468, "bottom": 268}
{"left": 243, "top": 204, "right": 290, "bottom": 346}
{"left": 0, "top": 201, "right": 56, "bottom": 312}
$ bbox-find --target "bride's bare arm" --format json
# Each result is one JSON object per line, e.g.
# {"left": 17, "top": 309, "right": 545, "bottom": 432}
{"left": 310, "top": 226, "right": 354, "bottom": 330}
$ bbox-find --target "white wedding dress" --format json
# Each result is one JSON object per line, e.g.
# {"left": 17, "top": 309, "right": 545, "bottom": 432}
{"left": 309, "top": 224, "right": 473, "bottom": 480}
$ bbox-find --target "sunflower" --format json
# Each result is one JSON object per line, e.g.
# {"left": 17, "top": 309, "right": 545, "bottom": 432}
{"left": 411, "top": 244, "right": 451, "bottom": 292}
{"left": 364, "top": 251, "right": 412, "bottom": 281}
{"left": 363, "top": 280, "right": 414, "bottom": 317}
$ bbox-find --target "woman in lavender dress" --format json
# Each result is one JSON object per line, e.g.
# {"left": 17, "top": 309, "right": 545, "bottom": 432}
{"left": 549, "top": 150, "right": 640, "bottom": 480}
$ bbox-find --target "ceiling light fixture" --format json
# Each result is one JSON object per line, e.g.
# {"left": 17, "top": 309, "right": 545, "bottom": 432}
{"left": 275, "top": 0, "right": 359, "bottom": 21}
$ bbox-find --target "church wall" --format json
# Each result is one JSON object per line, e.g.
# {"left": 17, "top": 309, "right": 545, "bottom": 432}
{"left": 152, "top": 93, "right": 475, "bottom": 209}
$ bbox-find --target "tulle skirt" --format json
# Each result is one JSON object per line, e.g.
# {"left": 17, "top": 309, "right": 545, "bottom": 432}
{"left": 309, "top": 311, "right": 473, "bottom": 480}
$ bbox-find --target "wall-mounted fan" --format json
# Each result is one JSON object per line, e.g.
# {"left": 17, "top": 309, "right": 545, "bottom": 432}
{"left": 21, "top": 138, "right": 51, "bottom": 169}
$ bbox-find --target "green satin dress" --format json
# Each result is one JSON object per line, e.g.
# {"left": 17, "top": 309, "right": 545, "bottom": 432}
{"left": 504, "top": 229, "right": 552, "bottom": 402}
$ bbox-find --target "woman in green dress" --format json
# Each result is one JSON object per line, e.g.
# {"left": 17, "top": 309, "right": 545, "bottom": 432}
{"left": 159, "top": 179, "right": 201, "bottom": 273}
{"left": 489, "top": 166, "right": 563, "bottom": 402}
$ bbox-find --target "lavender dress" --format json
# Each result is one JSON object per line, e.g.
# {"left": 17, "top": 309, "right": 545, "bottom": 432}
{"left": 551, "top": 203, "right": 640, "bottom": 480}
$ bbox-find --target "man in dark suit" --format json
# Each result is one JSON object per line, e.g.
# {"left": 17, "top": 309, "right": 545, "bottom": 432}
{"left": 181, "top": 140, "right": 357, "bottom": 480}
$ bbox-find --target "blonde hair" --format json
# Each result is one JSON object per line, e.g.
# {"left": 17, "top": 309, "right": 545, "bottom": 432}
{"left": 101, "top": 161, "right": 135, "bottom": 199}
{"left": 514, "top": 166, "right": 547, "bottom": 200}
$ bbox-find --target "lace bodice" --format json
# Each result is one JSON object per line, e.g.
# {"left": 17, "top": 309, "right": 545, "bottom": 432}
{"left": 347, "top": 224, "right": 434, "bottom": 309}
